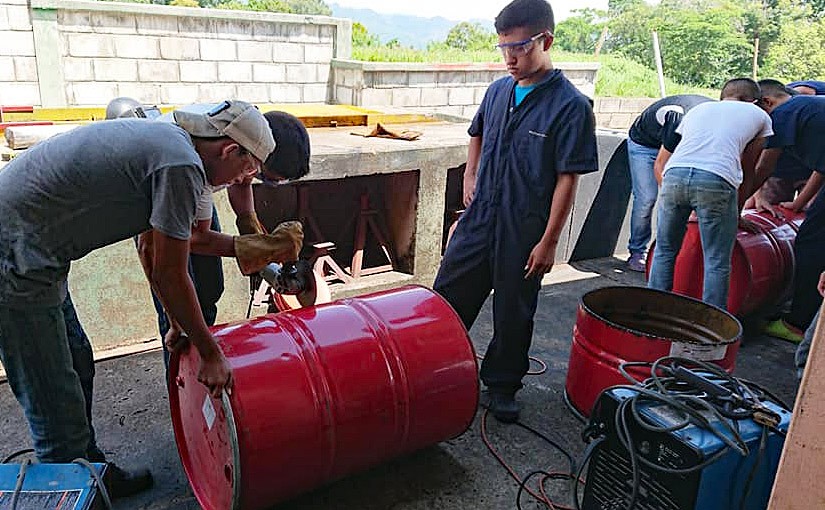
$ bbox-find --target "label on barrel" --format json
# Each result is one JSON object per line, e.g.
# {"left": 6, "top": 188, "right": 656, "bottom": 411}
{"left": 202, "top": 394, "right": 216, "bottom": 431}
{"left": 771, "top": 224, "right": 796, "bottom": 242}
{"left": 669, "top": 342, "right": 727, "bottom": 361}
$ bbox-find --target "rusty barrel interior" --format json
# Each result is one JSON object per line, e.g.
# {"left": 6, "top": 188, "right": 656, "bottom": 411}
{"left": 566, "top": 287, "right": 742, "bottom": 418}
{"left": 583, "top": 287, "right": 741, "bottom": 345}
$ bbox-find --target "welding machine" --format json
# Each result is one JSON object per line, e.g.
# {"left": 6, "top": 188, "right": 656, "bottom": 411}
{"left": 0, "top": 462, "right": 107, "bottom": 510}
{"left": 581, "top": 387, "right": 790, "bottom": 510}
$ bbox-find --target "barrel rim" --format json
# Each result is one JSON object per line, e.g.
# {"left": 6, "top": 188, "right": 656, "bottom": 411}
{"left": 580, "top": 286, "right": 743, "bottom": 345}
{"left": 168, "top": 349, "right": 242, "bottom": 510}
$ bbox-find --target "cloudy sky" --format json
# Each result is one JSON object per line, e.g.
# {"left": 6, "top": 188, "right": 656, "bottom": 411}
{"left": 331, "top": 0, "right": 609, "bottom": 23}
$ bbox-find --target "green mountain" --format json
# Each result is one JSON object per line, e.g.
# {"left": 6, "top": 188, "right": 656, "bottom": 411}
{"left": 330, "top": 3, "right": 492, "bottom": 49}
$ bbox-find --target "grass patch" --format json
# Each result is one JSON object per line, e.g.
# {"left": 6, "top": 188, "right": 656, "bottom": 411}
{"left": 351, "top": 46, "right": 715, "bottom": 98}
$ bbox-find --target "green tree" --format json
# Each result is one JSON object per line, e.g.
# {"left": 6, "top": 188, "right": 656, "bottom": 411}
{"left": 444, "top": 22, "right": 497, "bottom": 52}
{"left": 352, "top": 22, "right": 379, "bottom": 47}
{"left": 606, "top": 1, "right": 752, "bottom": 87}
{"left": 170, "top": 0, "right": 199, "bottom": 6}
{"left": 216, "top": 0, "right": 290, "bottom": 11}
{"left": 763, "top": 5, "right": 825, "bottom": 79}
{"left": 608, "top": 0, "right": 644, "bottom": 14}
{"left": 210, "top": 0, "right": 331, "bottom": 13}
{"left": 554, "top": 8, "right": 607, "bottom": 53}
{"left": 285, "top": 0, "right": 331, "bottom": 15}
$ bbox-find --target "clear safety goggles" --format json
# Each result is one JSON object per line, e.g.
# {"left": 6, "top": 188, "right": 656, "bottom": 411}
{"left": 495, "top": 32, "right": 551, "bottom": 58}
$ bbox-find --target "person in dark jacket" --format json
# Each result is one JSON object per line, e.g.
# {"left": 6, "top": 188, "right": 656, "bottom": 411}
{"left": 433, "top": 0, "right": 598, "bottom": 422}
{"left": 625, "top": 94, "right": 713, "bottom": 271}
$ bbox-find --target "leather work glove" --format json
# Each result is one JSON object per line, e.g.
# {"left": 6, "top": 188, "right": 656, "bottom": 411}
{"left": 236, "top": 212, "right": 266, "bottom": 235}
{"left": 234, "top": 221, "right": 304, "bottom": 275}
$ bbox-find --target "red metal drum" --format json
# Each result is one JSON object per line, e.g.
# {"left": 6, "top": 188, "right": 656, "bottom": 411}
{"left": 645, "top": 208, "right": 806, "bottom": 316}
{"left": 565, "top": 287, "right": 741, "bottom": 418}
{"left": 169, "top": 285, "right": 479, "bottom": 510}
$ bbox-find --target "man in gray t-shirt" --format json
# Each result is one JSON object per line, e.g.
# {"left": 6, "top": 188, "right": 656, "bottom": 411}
{"left": 0, "top": 100, "right": 274, "bottom": 497}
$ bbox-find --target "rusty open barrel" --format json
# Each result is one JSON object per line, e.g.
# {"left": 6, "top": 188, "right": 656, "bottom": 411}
{"left": 646, "top": 207, "right": 805, "bottom": 316}
{"left": 169, "top": 285, "right": 479, "bottom": 510}
{"left": 565, "top": 286, "right": 742, "bottom": 418}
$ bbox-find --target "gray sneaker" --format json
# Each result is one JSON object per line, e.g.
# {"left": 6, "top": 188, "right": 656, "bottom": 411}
{"left": 627, "top": 252, "right": 646, "bottom": 272}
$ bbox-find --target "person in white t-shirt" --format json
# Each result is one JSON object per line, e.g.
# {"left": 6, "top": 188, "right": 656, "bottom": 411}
{"left": 647, "top": 78, "right": 774, "bottom": 309}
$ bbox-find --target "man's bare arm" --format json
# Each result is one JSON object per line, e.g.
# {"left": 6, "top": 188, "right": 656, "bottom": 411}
{"left": 463, "top": 136, "right": 482, "bottom": 207}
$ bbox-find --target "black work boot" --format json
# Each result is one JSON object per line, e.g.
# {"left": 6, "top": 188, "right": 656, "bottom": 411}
{"left": 104, "top": 463, "right": 154, "bottom": 498}
{"left": 480, "top": 389, "right": 521, "bottom": 423}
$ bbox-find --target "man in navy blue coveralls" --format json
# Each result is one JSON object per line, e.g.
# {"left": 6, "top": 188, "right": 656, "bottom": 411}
{"left": 433, "top": 0, "right": 598, "bottom": 423}
{"left": 751, "top": 80, "right": 825, "bottom": 342}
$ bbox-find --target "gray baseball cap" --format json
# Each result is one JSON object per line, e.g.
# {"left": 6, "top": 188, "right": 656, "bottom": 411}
{"left": 173, "top": 100, "right": 276, "bottom": 163}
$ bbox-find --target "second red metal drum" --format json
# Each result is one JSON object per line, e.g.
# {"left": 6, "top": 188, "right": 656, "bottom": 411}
{"left": 565, "top": 286, "right": 742, "bottom": 418}
{"left": 645, "top": 207, "right": 805, "bottom": 316}
{"left": 169, "top": 285, "right": 479, "bottom": 510}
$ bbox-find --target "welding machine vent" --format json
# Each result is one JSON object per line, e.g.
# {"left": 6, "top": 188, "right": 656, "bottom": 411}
{"left": 586, "top": 445, "right": 682, "bottom": 510}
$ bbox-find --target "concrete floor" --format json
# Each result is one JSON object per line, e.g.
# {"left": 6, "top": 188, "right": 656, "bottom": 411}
{"left": 0, "top": 257, "right": 800, "bottom": 510}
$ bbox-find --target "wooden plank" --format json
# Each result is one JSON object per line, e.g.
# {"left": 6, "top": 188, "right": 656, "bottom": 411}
{"left": 3, "top": 103, "right": 435, "bottom": 128}
{"left": 5, "top": 124, "right": 82, "bottom": 149}
{"left": 768, "top": 300, "right": 825, "bottom": 510}
{"left": 0, "top": 121, "right": 52, "bottom": 135}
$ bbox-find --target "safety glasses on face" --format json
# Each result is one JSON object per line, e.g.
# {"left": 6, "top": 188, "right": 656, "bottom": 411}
{"left": 255, "top": 169, "right": 289, "bottom": 186}
{"left": 495, "top": 32, "right": 550, "bottom": 58}
{"left": 235, "top": 147, "right": 262, "bottom": 178}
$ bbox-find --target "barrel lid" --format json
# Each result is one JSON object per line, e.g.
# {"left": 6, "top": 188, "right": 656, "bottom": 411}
{"left": 169, "top": 348, "right": 241, "bottom": 510}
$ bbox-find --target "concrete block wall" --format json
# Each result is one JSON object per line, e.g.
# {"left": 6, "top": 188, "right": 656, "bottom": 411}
{"left": 331, "top": 60, "right": 600, "bottom": 119}
{"left": 594, "top": 97, "right": 657, "bottom": 130}
{"left": 14, "top": 0, "right": 352, "bottom": 107}
{"left": 0, "top": 0, "right": 39, "bottom": 106}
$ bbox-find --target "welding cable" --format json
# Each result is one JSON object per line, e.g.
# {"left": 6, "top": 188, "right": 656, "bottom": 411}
{"left": 614, "top": 386, "right": 750, "bottom": 467}
{"left": 476, "top": 353, "right": 548, "bottom": 376}
{"left": 517, "top": 470, "right": 577, "bottom": 510}
{"left": 480, "top": 410, "right": 578, "bottom": 510}
{"left": 738, "top": 426, "right": 768, "bottom": 510}
{"left": 616, "top": 399, "right": 641, "bottom": 510}
{"left": 72, "top": 458, "right": 113, "bottom": 510}
{"left": 626, "top": 358, "right": 760, "bottom": 453}
{"left": 512, "top": 420, "right": 579, "bottom": 507}
{"left": 245, "top": 295, "right": 254, "bottom": 319}
{"left": 9, "top": 459, "right": 30, "bottom": 510}
{"left": 734, "top": 377, "right": 792, "bottom": 411}
{"left": 571, "top": 436, "right": 605, "bottom": 510}
{"left": 1, "top": 449, "right": 34, "bottom": 464}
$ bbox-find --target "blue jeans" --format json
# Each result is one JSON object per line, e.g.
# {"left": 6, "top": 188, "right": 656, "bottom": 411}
{"left": 648, "top": 167, "right": 739, "bottom": 309}
{"left": 796, "top": 307, "right": 821, "bottom": 379}
{"left": 627, "top": 139, "right": 661, "bottom": 255}
{"left": 0, "top": 292, "right": 96, "bottom": 462}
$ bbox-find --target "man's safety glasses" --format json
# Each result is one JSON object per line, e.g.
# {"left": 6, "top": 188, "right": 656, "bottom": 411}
{"left": 495, "top": 32, "right": 550, "bottom": 58}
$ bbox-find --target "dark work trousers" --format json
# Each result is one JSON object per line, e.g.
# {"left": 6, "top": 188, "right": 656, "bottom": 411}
{"left": 151, "top": 206, "right": 224, "bottom": 370}
{"left": 786, "top": 189, "right": 825, "bottom": 330}
{"left": 433, "top": 198, "right": 543, "bottom": 394}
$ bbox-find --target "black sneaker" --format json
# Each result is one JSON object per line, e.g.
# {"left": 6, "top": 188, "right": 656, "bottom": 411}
{"left": 104, "top": 463, "right": 154, "bottom": 498}
{"left": 480, "top": 389, "right": 521, "bottom": 423}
